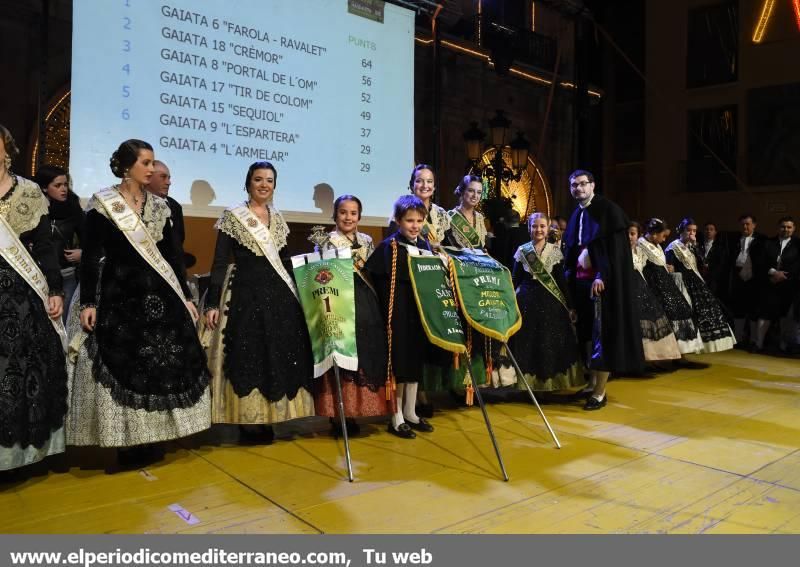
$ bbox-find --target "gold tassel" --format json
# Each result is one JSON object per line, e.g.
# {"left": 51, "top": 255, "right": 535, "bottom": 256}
{"left": 453, "top": 352, "right": 460, "bottom": 370}
{"left": 466, "top": 383, "right": 474, "bottom": 406}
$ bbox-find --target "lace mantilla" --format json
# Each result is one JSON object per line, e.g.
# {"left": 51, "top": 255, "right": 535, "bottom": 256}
{"left": 86, "top": 186, "right": 171, "bottom": 243}
{"left": 0, "top": 176, "right": 49, "bottom": 236}
{"left": 515, "top": 242, "right": 563, "bottom": 275}
{"left": 426, "top": 203, "right": 451, "bottom": 244}
{"left": 638, "top": 237, "right": 667, "bottom": 267}
{"left": 214, "top": 203, "right": 290, "bottom": 256}
{"left": 324, "top": 230, "right": 374, "bottom": 266}
{"left": 666, "top": 240, "right": 702, "bottom": 277}
{"left": 632, "top": 245, "right": 647, "bottom": 273}
{"left": 447, "top": 208, "right": 488, "bottom": 248}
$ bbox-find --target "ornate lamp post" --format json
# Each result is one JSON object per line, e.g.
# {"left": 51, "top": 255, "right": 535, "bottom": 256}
{"left": 463, "top": 110, "right": 530, "bottom": 225}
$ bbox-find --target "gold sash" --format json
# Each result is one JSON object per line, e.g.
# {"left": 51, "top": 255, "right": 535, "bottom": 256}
{"left": 93, "top": 189, "right": 194, "bottom": 319}
{"left": 667, "top": 241, "right": 704, "bottom": 280}
{"left": 0, "top": 214, "right": 68, "bottom": 350}
{"left": 229, "top": 204, "right": 298, "bottom": 299}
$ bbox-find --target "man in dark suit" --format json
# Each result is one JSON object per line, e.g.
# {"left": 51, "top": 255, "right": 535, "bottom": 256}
{"left": 753, "top": 216, "right": 800, "bottom": 352}
{"left": 145, "top": 160, "right": 185, "bottom": 245}
{"left": 698, "top": 222, "right": 729, "bottom": 299}
{"left": 728, "top": 214, "right": 766, "bottom": 347}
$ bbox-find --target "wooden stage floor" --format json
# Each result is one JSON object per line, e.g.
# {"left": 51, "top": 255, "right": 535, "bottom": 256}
{"left": 2, "top": 350, "right": 800, "bottom": 534}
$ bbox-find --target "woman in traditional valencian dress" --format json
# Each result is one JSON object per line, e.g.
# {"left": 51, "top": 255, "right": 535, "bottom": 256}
{"left": 204, "top": 161, "right": 314, "bottom": 441}
{"left": 428, "top": 174, "right": 490, "bottom": 397}
{"left": 509, "top": 213, "right": 583, "bottom": 392}
{"left": 638, "top": 218, "right": 704, "bottom": 356}
{"left": 312, "top": 195, "right": 389, "bottom": 436}
{"left": 445, "top": 175, "right": 488, "bottom": 250}
{"left": 628, "top": 222, "right": 681, "bottom": 363}
{"left": 666, "top": 218, "right": 736, "bottom": 353}
{"left": 67, "top": 139, "right": 210, "bottom": 461}
{"left": 0, "top": 124, "right": 68, "bottom": 473}
{"left": 389, "top": 164, "right": 451, "bottom": 248}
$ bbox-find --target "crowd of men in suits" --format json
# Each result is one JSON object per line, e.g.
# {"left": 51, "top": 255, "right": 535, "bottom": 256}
{"left": 489, "top": 210, "right": 800, "bottom": 356}
{"left": 698, "top": 214, "right": 799, "bottom": 354}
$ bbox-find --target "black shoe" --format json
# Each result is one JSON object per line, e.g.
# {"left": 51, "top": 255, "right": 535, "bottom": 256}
{"left": 239, "top": 424, "right": 275, "bottom": 445}
{"left": 416, "top": 403, "right": 434, "bottom": 418}
{"left": 405, "top": 417, "right": 434, "bottom": 432}
{"left": 387, "top": 422, "right": 416, "bottom": 439}
{"left": 583, "top": 395, "right": 607, "bottom": 410}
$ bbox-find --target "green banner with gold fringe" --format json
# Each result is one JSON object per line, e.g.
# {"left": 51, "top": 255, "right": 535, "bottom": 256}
{"left": 406, "top": 250, "right": 467, "bottom": 353}
{"left": 444, "top": 248, "right": 522, "bottom": 342}
{"left": 291, "top": 248, "right": 358, "bottom": 377}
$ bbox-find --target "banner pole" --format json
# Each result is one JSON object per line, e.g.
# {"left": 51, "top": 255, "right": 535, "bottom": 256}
{"left": 464, "top": 352, "right": 509, "bottom": 481}
{"left": 503, "top": 343, "right": 562, "bottom": 449}
{"left": 333, "top": 361, "right": 355, "bottom": 482}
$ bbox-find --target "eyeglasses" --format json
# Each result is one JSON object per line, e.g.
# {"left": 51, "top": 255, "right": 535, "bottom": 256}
{"left": 570, "top": 180, "right": 592, "bottom": 189}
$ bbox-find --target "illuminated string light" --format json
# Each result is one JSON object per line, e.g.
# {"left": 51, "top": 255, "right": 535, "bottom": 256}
{"left": 751, "top": 0, "right": 800, "bottom": 43}
{"left": 531, "top": 2, "right": 536, "bottom": 32}
{"left": 477, "top": 0, "right": 482, "bottom": 45}
{"left": 414, "top": 37, "right": 602, "bottom": 97}
{"left": 793, "top": 0, "right": 800, "bottom": 31}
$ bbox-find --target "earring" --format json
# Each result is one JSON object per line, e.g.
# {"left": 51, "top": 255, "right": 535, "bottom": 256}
{"left": 123, "top": 169, "right": 131, "bottom": 182}
{"left": 3, "top": 155, "right": 10, "bottom": 170}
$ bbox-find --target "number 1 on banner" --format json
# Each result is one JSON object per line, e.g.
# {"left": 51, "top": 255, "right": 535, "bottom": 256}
{"left": 323, "top": 296, "right": 331, "bottom": 313}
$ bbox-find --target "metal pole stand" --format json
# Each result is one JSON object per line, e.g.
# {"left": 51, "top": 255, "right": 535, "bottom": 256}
{"left": 463, "top": 352, "right": 509, "bottom": 481}
{"left": 333, "top": 362, "right": 354, "bottom": 482}
{"left": 503, "top": 343, "right": 562, "bottom": 449}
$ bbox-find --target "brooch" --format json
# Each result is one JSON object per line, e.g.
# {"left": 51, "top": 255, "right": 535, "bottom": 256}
{"left": 112, "top": 202, "right": 125, "bottom": 214}
{"left": 247, "top": 218, "right": 258, "bottom": 228}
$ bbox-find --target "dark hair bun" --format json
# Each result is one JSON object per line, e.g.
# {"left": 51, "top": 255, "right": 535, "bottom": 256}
{"left": 109, "top": 139, "right": 153, "bottom": 178}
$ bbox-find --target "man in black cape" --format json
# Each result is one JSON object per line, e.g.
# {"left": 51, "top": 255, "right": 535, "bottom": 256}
{"left": 563, "top": 170, "right": 644, "bottom": 410}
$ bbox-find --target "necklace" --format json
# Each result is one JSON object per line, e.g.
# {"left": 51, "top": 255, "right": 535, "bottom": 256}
{"left": 340, "top": 230, "right": 361, "bottom": 249}
{"left": 248, "top": 200, "right": 270, "bottom": 227}
{"left": 118, "top": 182, "right": 143, "bottom": 210}
{"left": 458, "top": 206, "right": 476, "bottom": 227}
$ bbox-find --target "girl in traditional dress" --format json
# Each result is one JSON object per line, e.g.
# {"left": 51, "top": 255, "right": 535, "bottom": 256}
{"left": 440, "top": 175, "right": 494, "bottom": 395}
{"left": 445, "top": 175, "right": 488, "bottom": 249}
{"left": 638, "top": 218, "right": 704, "bottom": 356}
{"left": 204, "top": 162, "right": 314, "bottom": 441}
{"left": 35, "top": 165, "right": 84, "bottom": 321}
{"left": 389, "top": 164, "right": 451, "bottom": 248}
{"left": 666, "top": 218, "right": 736, "bottom": 353}
{"left": 312, "top": 195, "right": 389, "bottom": 436}
{"left": 67, "top": 139, "right": 210, "bottom": 463}
{"left": 628, "top": 222, "right": 681, "bottom": 363}
{"left": 367, "top": 195, "right": 443, "bottom": 439}
{"left": 509, "top": 213, "right": 583, "bottom": 392}
{"left": 0, "top": 124, "right": 68, "bottom": 473}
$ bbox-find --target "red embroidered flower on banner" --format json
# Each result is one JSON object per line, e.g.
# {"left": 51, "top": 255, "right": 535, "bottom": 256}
{"left": 314, "top": 268, "right": 334, "bottom": 285}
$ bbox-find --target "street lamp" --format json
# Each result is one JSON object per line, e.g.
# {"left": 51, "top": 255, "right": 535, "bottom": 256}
{"left": 463, "top": 110, "right": 530, "bottom": 224}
